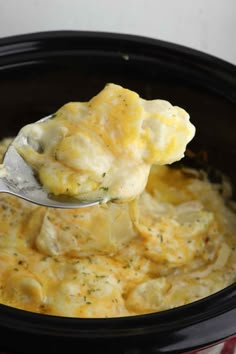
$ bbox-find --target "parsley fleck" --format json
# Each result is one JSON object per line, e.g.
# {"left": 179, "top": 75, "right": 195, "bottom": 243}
{"left": 123, "top": 263, "right": 130, "bottom": 269}
{"left": 100, "top": 186, "right": 109, "bottom": 191}
{"left": 111, "top": 197, "right": 120, "bottom": 202}
{"left": 41, "top": 256, "right": 48, "bottom": 261}
{"left": 88, "top": 288, "right": 100, "bottom": 294}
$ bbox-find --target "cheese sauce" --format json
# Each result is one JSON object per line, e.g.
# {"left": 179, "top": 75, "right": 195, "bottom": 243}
{"left": 0, "top": 85, "right": 235, "bottom": 318}
{"left": 0, "top": 138, "right": 235, "bottom": 317}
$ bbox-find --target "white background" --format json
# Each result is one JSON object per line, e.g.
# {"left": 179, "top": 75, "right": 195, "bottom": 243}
{"left": 0, "top": 0, "right": 236, "bottom": 65}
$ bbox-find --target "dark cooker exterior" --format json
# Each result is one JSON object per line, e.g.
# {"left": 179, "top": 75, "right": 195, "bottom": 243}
{"left": 0, "top": 31, "right": 235, "bottom": 354}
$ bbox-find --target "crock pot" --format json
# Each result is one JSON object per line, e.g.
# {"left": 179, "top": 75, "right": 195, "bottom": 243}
{"left": 0, "top": 31, "right": 235, "bottom": 354}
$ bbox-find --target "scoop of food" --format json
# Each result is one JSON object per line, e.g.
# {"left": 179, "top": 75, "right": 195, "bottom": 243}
{"left": 0, "top": 83, "right": 195, "bottom": 208}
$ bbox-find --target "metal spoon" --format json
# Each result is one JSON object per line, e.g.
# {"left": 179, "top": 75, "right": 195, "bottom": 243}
{"left": 0, "top": 116, "right": 102, "bottom": 208}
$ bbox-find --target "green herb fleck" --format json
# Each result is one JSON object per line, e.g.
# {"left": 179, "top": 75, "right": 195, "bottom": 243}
{"left": 100, "top": 186, "right": 109, "bottom": 191}
{"left": 41, "top": 256, "right": 48, "bottom": 262}
{"left": 88, "top": 288, "right": 100, "bottom": 295}
{"left": 122, "top": 263, "right": 130, "bottom": 269}
{"left": 72, "top": 260, "right": 80, "bottom": 264}
{"left": 157, "top": 234, "right": 163, "bottom": 242}
{"left": 111, "top": 197, "right": 120, "bottom": 202}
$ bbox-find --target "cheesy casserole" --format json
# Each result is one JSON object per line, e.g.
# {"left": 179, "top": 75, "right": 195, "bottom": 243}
{"left": 0, "top": 140, "right": 235, "bottom": 317}
{"left": 0, "top": 85, "right": 235, "bottom": 318}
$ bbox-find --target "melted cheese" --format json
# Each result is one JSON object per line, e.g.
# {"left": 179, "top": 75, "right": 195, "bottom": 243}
{"left": 0, "top": 139, "right": 235, "bottom": 317}
{"left": 15, "top": 84, "right": 195, "bottom": 202}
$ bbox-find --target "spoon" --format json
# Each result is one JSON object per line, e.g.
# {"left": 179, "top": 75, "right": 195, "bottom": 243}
{"left": 0, "top": 116, "right": 102, "bottom": 208}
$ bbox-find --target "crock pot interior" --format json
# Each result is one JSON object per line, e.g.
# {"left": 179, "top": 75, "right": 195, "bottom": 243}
{"left": 0, "top": 31, "right": 235, "bottom": 354}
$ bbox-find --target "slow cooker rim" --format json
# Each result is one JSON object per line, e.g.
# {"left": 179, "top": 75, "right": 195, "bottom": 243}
{"left": 0, "top": 30, "right": 235, "bottom": 104}
{"left": 0, "top": 29, "right": 235, "bottom": 69}
{"left": 0, "top": 282, "right": 235, "bottom": 335}
{"left": 0, "top": 282, "right": 235, "bottom": 353}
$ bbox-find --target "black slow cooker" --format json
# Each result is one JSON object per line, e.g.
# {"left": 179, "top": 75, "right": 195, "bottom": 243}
{"left": 0, "top": 31, "right": 235, "bottom": 354}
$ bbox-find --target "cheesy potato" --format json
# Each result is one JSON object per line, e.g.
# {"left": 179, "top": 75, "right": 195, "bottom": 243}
{"left": 14, "top": 83, "right": 195, "bottom": 202}
{"left": 0, "top": 86, "right": 235, "bottom": 318}
{"left": 0, "top": 138, "right": 235, "bottom": 317}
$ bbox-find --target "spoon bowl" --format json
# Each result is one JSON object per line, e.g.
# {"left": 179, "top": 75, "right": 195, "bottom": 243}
{"left": 0, "top": 116, "right": 102, "bottom": 208}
